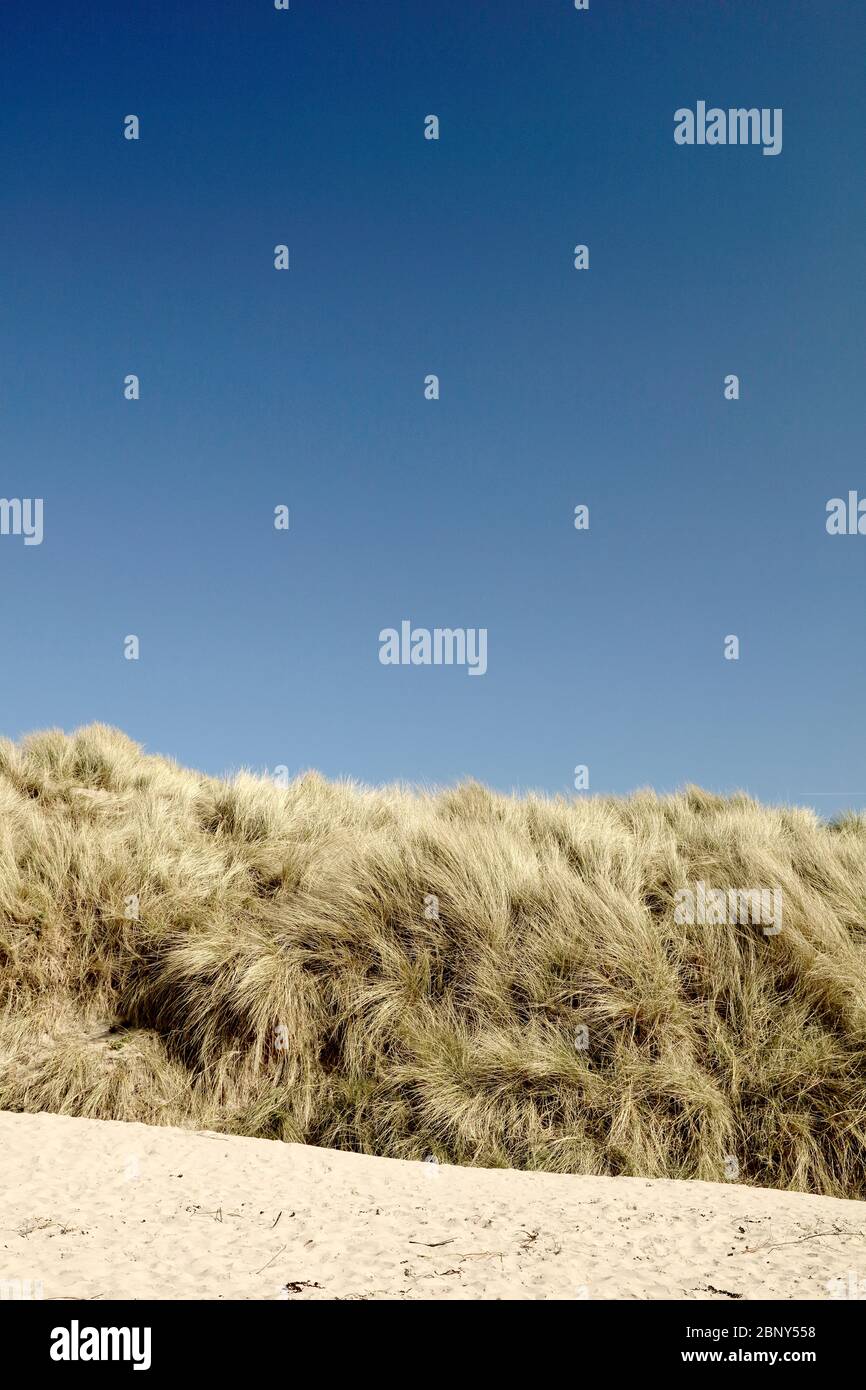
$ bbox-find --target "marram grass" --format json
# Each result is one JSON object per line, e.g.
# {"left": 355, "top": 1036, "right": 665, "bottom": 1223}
{"left": 1, "top": 724, "right": 865, "bottom": 1197}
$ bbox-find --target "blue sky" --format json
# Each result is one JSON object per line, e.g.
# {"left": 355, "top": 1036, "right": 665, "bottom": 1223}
{"left": 1, "top": 0, "right": 864, "bottom": 813}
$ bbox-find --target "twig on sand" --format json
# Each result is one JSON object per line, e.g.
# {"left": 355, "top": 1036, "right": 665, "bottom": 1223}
{"left": 254, "top": 1245, "right": 286, "bottom": 1275}
{"left": 746, "top": 1224, "right": 861, "bottom": 1255}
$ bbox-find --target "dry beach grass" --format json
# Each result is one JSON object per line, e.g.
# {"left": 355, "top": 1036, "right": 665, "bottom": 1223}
{"left": 1, "top": 723, "right": 864, "bottom": 1198}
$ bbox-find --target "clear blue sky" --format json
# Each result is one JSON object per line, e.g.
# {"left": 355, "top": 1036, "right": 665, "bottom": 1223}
{"left": 1, "top": 0, "right": 864, "bottom": 813}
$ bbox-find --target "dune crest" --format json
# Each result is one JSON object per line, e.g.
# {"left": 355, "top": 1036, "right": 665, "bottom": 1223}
{"left": 1, "top": 723, "right": 865, "bottom": 1198}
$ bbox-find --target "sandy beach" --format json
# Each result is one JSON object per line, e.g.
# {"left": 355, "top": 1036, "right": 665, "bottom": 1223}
{"left": 2, "top": 1111, "right": 864, "bottom": 1301}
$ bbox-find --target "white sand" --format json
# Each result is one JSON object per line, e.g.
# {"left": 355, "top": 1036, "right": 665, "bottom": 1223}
{"left": 1, "top": 1110, "right": 864, "bottom": 1300}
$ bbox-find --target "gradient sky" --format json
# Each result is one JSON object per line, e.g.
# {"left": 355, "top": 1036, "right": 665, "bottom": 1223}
{"left": 1, "top": 0, "right": 864, "bottom": 813}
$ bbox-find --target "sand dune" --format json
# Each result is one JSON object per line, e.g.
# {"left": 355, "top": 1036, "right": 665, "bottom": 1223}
{"left": 2, "top": 1111, "right": 864, "bottom": 1301}
{"left": 4, "top": 726, "right": 866, "bottom": 1202}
